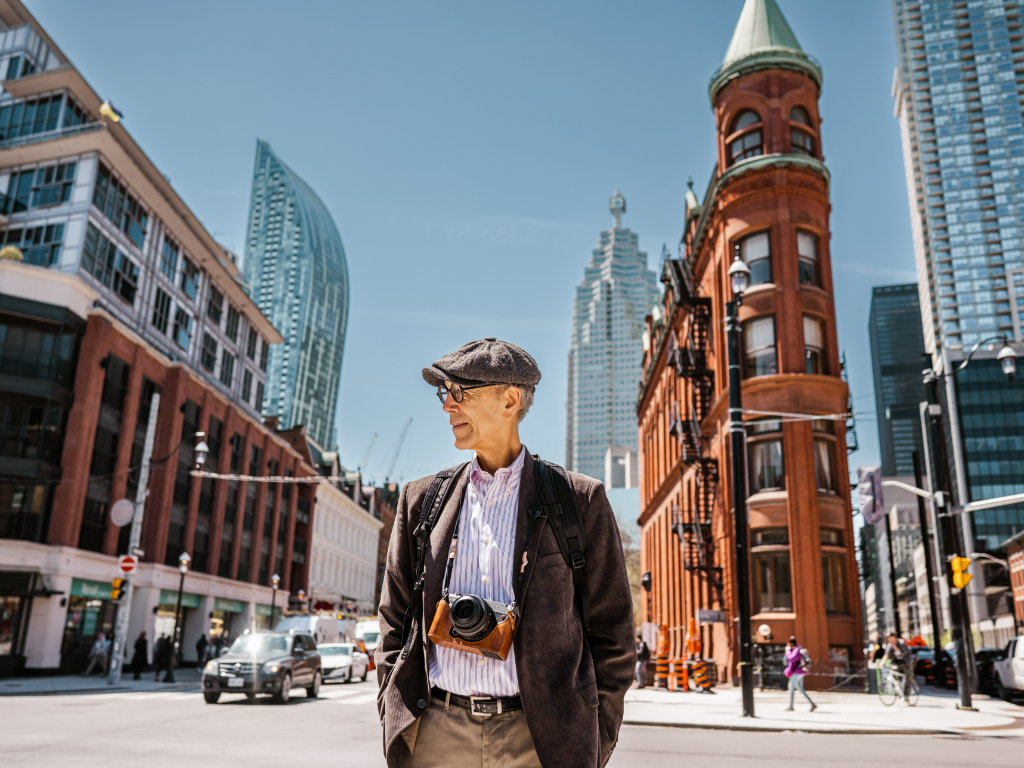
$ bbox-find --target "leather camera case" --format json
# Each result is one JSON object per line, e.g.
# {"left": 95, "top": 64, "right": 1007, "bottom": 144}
{"left": 427, "top": 599, "right": 516, "bottom": 661}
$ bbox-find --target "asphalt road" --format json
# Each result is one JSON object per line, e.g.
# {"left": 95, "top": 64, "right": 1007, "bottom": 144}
{"left": 2, "top": 679, "right": 1022, "bottom": 767}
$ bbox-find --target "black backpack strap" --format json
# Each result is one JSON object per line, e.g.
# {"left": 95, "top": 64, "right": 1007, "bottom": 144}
{"left": 533, "top": 456, "right": 591, "bottom": 633}
{"left": 399, "top": 463, "right": 466, "bottom": 653}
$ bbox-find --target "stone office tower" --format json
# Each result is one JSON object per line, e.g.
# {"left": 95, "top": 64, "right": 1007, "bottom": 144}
{"left": 566, "top": 191, "right": 659, "bottom": 484}
{"left": 243, "top": 141, "right": 350, "bottom": 448}
{"left": 638, "top": 0, "right": 862, "bottom": 679}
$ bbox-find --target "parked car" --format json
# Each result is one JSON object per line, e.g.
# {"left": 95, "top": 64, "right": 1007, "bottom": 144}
{"left": 201, "top": 631, "right": 322, "bottom": 704}
{"left": 993, "top": 636, "right": 1024, "bottom": 702}
{"left": 974, "top": 647, "right": 1003, "bottom": 695}
{"left": 318, "top": 642, "right": 370, "bottom": 684}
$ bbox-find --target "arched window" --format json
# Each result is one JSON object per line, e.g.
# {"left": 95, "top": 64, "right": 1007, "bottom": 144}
{"left": 789, "top": 106, "right": 815, "bottom": 156}
{"left": 727, "top": 110, "right": 763, "bottom": 166}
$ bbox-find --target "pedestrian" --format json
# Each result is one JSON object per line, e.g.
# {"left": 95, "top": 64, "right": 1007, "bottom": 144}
{"left": 882, "top": 632, "right": 913, "bottom": 693}
{"left": 220, "top": 630, "right": 231, "bottom": 655}
{"left": 82, "top": 632, "right": 111, "bottom": 676}
{"left": 195, "top": 632, "right": 209, "bottom": 670}
{"left": 153, "top": 634, "right": 169, "bottom": 681}
{"left": 130, "top": 631, "right": 148, "bottom": 680}
{"left": 376, "top": 338, "right": 636, "bottom": 768}
{"left": 635, "top": 630, "right": 650, "bottom": 688}
{"left": 784, "top": 636, "right": 816, "bottom": 712}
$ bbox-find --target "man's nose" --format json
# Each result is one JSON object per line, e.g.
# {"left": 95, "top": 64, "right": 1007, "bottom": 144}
{"left": 442, "top": 394, "right": 458, "bottom": 414}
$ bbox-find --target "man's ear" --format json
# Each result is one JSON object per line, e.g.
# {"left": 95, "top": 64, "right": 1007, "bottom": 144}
{"left": 502, "top": 386, "right": 520, "bottom": 421}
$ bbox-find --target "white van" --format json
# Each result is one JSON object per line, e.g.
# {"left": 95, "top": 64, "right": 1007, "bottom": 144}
{"left": 275, "top": 614, "right": 340, "bottom": 645}
{"left": 355, "top": 618, "right": 381, "bottom": 653}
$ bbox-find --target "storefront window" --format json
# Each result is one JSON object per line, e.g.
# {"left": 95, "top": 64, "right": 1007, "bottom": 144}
{"left": 753, "top": 552, "right": 792, "bottom": 613}
{"left": 0, "top": 595, "right": 20, "bottom": 654}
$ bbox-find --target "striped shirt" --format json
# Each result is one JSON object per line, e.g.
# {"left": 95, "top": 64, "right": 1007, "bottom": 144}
{"left": 428, "top": 447, "right": 525, "bottom": 697}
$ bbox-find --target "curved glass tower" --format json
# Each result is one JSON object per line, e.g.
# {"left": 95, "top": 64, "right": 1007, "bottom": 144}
{"left": 243, "top": 141, "right": 350, "bottom": 448}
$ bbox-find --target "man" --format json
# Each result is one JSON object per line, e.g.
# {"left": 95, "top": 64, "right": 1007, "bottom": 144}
{"left": 882, "top": 632, "right": 913, "bottom": 692}
{"left": 635, "top": 631, "right": 650, "bottom": 688}
{"left": 153, "top": 634, "right": 168, "bottom": 681}
{"left": 377, "top": 338, "right": 635, "bottom": 768}
{"left": 195, "top": 632, "right": 209, "bottom": 670}
{"left": 130, "top": 631, "right": 149, "bottom": 680}
{"left": 82, "top": 632, "right": 111, "bottom": 676}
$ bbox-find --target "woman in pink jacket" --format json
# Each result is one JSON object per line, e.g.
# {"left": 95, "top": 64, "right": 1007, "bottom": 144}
{"left": 784, "top": 636, "right": 817, "bottom": 712}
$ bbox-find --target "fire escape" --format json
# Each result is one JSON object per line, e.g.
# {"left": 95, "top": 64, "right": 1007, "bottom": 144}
{"left": 663, "top": 257, "right": 724, "bottom": 609}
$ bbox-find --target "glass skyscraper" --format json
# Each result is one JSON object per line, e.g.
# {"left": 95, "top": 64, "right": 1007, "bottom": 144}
{"left": 868, "top": 284, "right": 927, "bottom": 476}
{"left": 566, "top": 191, "right": 659, "bottom": 484}
{"left": 893, "top": 0, "right": 1024, "bottom": 351}
{"left": 243, "top": 141, "right": 350, "bottom": 448}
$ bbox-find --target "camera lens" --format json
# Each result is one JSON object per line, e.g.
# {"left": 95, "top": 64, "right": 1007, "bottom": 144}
{"left": 449, "top": 595, "right": 497, "bottom": 642}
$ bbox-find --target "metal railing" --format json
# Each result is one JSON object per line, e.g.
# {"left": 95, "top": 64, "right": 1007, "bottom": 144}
{"left": 0, "top": 121, "right": 102, "bottom": 152}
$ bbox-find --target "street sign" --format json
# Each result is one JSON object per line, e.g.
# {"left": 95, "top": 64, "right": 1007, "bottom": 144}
{"left": 110, "top": 499, "right": 134, "bottom": 527}
{"left": 118, "top": 555, "right": 137, "bottom": 574}
{"left": 697, "top": 609, "right": 725, "bottom": 624}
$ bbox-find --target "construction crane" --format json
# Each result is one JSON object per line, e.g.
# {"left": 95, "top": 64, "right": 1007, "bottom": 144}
{"left": 359, "top": 433, "right": 377, "bottom": 472}
{"left": 383, "top": 418, "right": 412, "bottom": 483}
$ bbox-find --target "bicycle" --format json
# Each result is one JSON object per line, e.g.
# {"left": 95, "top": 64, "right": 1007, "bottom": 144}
{"left": 878, "top": 663, "right": 919, "bottom": 707}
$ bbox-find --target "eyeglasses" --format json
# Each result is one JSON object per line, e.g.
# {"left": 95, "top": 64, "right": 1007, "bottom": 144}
{"left": 436, "top": 381, "right": 501, "bottom": 405}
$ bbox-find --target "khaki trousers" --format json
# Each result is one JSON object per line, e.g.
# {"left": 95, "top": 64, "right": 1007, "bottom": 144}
{"left": 403, "top": 697, "right": 541, "bottom": 768}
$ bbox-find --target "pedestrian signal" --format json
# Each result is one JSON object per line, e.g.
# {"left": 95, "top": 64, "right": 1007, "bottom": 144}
{"left": 111, "top": 577, "right": 125, "bottom": 601}
{"left": 951, "top": 557, "right": 972, "bottom": 589}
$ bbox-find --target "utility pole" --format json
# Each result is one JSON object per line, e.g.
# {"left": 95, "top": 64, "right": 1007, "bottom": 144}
{"left": 912, "top": 451, "right": 943, "bottom": 656}
{"left": 923, "top": 379, "right": 975, "bottom": 710}
{"left": 883, "top": 510, "right": 902, "bottom": 638}
{"left": 726, "top": 299, "right": 754, "bottom": 718}
{"left": 107, "top": 392, "right": 160, "bottom": 686}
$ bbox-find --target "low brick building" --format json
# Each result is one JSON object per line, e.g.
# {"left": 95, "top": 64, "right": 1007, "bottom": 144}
{"left": 1005, "top": 531, "right": 1024, "bottom": 633}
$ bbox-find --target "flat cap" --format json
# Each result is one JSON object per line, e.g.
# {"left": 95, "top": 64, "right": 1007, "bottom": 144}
{"left": 422, "top": 337, "right": 541, "bottom": 391}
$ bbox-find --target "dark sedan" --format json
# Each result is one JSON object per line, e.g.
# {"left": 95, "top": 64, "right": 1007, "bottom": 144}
{"left": 201, "top": 631, "right": 322, "bottom": 704}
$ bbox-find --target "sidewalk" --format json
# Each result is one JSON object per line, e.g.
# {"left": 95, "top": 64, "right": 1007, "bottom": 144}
{"left": 623, "top": 685, "right": 1024, "bottom": 737}
{"left": 0, "top": 667, "right": 201, "bottom": 696}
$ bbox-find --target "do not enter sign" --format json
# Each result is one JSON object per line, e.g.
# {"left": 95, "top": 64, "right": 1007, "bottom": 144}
{"left": 119, "top": 555, "right": 137, "bottom": 575}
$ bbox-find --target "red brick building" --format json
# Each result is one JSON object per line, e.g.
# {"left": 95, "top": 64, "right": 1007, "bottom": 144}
{"left": 638, "top": 0, "right": 862, "bottom": 686}
{"left": 1005, "top": 531, "right": 1024, "bottom": 632}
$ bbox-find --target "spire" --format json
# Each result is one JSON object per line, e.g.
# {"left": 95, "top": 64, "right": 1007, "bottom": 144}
{"left": 709, "top": 0, "right": 821, "bottom": 102}
{"left": 609, "top": 190, "right": 626, "bottom": 230}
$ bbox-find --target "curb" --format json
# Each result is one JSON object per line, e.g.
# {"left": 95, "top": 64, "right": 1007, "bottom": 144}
{"left": 621, "top": 719, "right": 953, "bottom": 735}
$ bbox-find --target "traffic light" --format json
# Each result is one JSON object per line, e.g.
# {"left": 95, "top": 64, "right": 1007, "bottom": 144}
{"left": 951, "top": 557, "right": 972, "bottom": 589}
{"left": 111, "top": 577, "right": 125, "bottom": 601}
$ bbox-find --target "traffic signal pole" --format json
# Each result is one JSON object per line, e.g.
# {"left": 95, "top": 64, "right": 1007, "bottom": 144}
{"left": 923, "top": 380, "right": 975, "bottom": 711}
{"left": 107, "top": 392, "right": 161, "bottom": 687}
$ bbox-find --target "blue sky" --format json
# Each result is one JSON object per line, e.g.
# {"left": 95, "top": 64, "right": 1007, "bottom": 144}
{"left": 31, "top": 0, "right": 912, "bottom": 482}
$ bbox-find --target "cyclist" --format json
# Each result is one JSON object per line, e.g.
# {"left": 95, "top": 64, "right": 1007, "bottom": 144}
{"left": 882, "top": 633, "right": 913, "bottom": 693}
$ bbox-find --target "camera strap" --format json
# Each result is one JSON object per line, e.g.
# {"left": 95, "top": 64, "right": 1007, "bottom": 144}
{"left": 400, "top": 463, "right": 468, "bottom": 654}
{"left": 528, "top": 457, "right": 591, "bottom": 633}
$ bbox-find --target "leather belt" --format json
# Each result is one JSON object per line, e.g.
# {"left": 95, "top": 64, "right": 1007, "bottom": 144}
{"left": 430, "top": 686, "right": 522, "bottom": 717}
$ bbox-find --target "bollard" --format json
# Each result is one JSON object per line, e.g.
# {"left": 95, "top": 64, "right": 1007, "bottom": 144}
{"left": 678, "top": 659, "right": 689, "bottom": 692}
{"left": 655, "top": 623, "right": 669, "bottom": 689}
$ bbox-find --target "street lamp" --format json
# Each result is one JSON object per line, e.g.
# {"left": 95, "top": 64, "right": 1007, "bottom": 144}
{"left": 725, "top": 252, "right": 754, "bottom": 718}
{"left": 923, "top": 335, "right": 1017, "bottom": 710}
{"left": 194, "top": 439, "right": 209, "bottom": 468}
{"left": 163, "top": 551, "right": 190, "bottom": 683}
{"left": 271, "top": 573, "right": 281, "bottom": 629}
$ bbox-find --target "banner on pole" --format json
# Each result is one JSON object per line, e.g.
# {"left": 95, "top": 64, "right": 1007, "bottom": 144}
{"left": 857, "top": 465, "right": 885, "bottom": 524}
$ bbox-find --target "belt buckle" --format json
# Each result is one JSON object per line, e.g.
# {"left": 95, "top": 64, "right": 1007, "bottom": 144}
{"left": 469, "top": 696, "right": 501, "bottom": 717}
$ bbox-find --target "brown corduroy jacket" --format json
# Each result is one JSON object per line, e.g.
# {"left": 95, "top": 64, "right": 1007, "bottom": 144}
{"left": 375, "top": 450, "right": 636, "bottom": 768}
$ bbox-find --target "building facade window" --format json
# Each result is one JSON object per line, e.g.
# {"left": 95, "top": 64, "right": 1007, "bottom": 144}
{"left": 247, "top": 327, "right": 257, "bottom": 360}
{"left": 0, "top": 317, "right": 77, "bottom": 385}
{"left": 241, "top": 369, "right": 252, "bottom": 403}
{"left": 255, "top": 381, "right": 264, "bottom": 411}
{"left": 151, "top": 287, "right": 171, "bottom": 334}
{"left": 31, "top": 162, "right": 76, "bottom": 208}
{"left": 727, "top": 110, "right": 763, "bottom": 166}
{"left": 797, "top": 230, "right": 819, "bottom": 286}
{"left": 93, "top": 164, "right": 147, "bottom": 249}
{"left": 822, "top": 552, "right": 847, "bottom": 613}
{"left": 201, "top": 332, "right": 217, "bottom": 372}
{"left": 803, "top": 315, "right": 825, "bottom": 374}
{"left": 173, "top": 308, "right": 192, "bottom": 351}
{"left": 5, "top": 223, "right": 64, "bottom": 266}
{"left": 81, "top": 223, "right": 139, "bottom": 305}
{"left": 180, "top": 256, "right": 199, "bottom": 301}
{"left": 259, "top": 339, "right": 268, "bottom": 372}
{"left": 220, "top": 351, "right": 235, "bottom": 388}
{"left": 814, "top": 439, "right": 835, "bottom": 492}
{"left": 790, "top": 106, "right": 815, "bottom": 156}
{"left": 0, "top": 95, "right": 63, "bottom": 141}
{"left": 753, "top": 551, "right": 792, "bottom": 613}
{"left": 207, "top": 286, "right": 223, "bottom": 325}
{"left": 743, "top": 316, "right": 777, "bottom": 378}
{"left": 747, "top": 421, "right": 784, "bottom": 493}
{"left": 736, "top": 231, "right": 772, "bottom": 285}
{"left": 160, "top": 239, "right": 178, "bottom": 280}
{"left": 63, "top": 97, "right": 89, "bottom": 128}
{"left": 225, "top": 306, "right": 240, "bottom": 343}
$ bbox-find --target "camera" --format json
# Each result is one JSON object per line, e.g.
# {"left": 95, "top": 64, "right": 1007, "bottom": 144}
{"left": 428, "top": 593, "right": 517, "bottom": 661}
